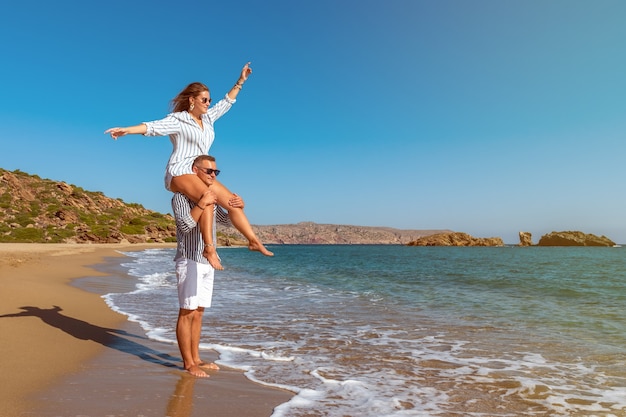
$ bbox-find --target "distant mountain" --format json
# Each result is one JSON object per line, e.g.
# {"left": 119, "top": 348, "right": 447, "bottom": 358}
{"left": 221, "top": 222, "right": 448, "bottom": 245}
{"left": 0, "top": 168, "right": 447, "bottom": 245}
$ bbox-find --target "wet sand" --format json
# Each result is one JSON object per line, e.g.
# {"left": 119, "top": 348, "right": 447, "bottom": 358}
{"left": 0, "top": 243, "right": 292, "bottom": 417}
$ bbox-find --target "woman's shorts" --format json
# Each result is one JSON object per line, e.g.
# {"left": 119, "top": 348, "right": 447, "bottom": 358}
{"left": 164, "top": 159, "right": 196, "bottom": 191}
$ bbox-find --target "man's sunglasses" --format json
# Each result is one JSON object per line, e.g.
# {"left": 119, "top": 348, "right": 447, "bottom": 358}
{"left": 195, "top": 167, "right": 220, "bottom": 176}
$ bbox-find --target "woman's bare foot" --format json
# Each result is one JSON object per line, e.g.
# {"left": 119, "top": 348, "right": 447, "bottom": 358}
{"left": 203, "top": 245, "right": 224, "bottom": 270}
{"left": 248, "top": 240, "right": 274, "bottom": 257}
{"left": 185, "top": 365, "right": 209, "bottom": 378}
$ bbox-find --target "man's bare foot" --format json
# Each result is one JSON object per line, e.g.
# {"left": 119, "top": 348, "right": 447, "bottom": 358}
{"left": 198, "top": 361, "right": 220, "bottom": 370}
{"left": 185, "top": 365, "right": 209, "bottom": 378}
{"left": 203, "top": 246, "right": 224, "bottom": 270}
{"left": 248, "top": 241, "right": 274, "bottom": 257}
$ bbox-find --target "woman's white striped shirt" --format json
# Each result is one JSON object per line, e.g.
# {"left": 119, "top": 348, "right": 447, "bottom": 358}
{"left": 143, "top": 95, "right": 235, "bottom": 190}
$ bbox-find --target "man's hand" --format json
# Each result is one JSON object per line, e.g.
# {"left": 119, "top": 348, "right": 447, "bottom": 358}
{"left": 228, "top": 193, "right": 245, "bottom": 209}
{"left": 199, "top": 190, "right": 218, "bottom": 209}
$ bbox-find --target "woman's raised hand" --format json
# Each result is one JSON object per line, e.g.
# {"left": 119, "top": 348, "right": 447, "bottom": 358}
{"left": 240, "top": 62, "right": 252, "bottom": 83}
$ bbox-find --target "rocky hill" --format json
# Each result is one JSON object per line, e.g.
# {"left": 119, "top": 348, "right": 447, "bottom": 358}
{"left": 0, "top": 168, "right": 446, "bottom": 245}
{"left": 407, "top": 232, "right": 504, "bottom": 247}
{"left": 0, "top": 168, "right": 177, "bottom": 243}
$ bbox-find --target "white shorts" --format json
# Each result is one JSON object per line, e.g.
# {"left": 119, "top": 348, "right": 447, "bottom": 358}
{"left": 175, "top": 258, "right": 214, "bottom": 310}
{"left": 164, "top": 159, "right": 196, "bottom": 191}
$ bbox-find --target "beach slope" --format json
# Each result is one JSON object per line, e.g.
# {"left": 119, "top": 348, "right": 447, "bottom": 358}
{"left": 0, "top": 243, "right": 291, "bottom": 417}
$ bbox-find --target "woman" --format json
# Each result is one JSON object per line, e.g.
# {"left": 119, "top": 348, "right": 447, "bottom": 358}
{"left": 105, "top": 62, "right": 273, "bottom": 269}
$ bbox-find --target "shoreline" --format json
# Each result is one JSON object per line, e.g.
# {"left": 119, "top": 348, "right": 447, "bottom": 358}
{"left": 0, "top": 243, "right": 292, "bottom": 417}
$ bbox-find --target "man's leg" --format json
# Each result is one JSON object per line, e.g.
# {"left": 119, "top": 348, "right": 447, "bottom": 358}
{"left": 176, "top": 308, "right": 208, "bottom": 378}
{"left": 190, "top": 307, "right": 204, "bottom": 365}
{"left": 191, "top": 307, "right": 220, "bottom": 370}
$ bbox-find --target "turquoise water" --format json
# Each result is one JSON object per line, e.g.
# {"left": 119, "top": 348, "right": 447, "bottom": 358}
{"left": 107, "top": 245, "right": 626, "bottom": 416}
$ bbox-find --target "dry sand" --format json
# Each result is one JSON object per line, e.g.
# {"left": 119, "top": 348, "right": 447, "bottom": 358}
{"left": 0, "top": 243, "right": 293, "bottom": 417}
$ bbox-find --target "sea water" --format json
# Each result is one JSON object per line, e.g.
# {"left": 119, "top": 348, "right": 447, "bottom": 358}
{"left": 103, "top": 245, "right": 626, "bottom": 417}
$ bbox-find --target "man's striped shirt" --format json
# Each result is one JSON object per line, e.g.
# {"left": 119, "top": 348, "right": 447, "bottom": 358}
{"left": 171, "top": 192, "right": 231, "bottom": 264}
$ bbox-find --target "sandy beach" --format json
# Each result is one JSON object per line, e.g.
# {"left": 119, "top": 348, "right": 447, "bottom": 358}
{"left": 0, "top": 243, "right": 292, "bottom": 417}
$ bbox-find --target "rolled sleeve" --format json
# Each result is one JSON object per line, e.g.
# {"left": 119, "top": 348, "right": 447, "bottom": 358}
{"left": 223, "top": 93, "right": 236, "bottom": 105}
{"left": 206, "top": 95, "right": 235, "bottom": 122}
{"left": 143, "top": 114, "right": 181, "bottom": 137}
{"left": 171, "top": 194, "right": 197, "bottom": 234}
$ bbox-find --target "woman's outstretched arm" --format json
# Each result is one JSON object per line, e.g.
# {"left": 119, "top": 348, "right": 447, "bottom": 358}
{"left": 104, "top": 124, "right": 148, "bottom": 140}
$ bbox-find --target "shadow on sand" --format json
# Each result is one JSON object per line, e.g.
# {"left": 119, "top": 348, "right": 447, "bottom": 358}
{"left": 0, "top": 305, "right": 180, "bottom": 368}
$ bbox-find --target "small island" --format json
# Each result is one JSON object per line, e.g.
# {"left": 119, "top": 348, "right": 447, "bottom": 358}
{"left": 407, "top": 232, "right": 504, "bottom": 247}
{"left": 531, "top": 231, "right": 615, "bottom": 247}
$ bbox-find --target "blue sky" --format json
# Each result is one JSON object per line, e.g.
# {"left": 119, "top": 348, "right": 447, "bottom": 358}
{"left": 1, "top": 0, "right": 625, "bottom": 244}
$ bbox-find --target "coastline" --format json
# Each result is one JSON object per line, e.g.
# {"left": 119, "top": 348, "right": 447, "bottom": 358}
{"left": 0, "top": 243, "right": 292, "bottom": 417}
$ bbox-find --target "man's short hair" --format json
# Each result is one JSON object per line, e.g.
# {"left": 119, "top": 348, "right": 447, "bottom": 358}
{"left": 193, "top": 155, "right": 216, "bottom": 165}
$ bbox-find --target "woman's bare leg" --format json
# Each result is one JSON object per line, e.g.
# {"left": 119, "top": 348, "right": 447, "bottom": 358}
{"left": 170, "top": 175, "right": 223, "bottom": 270}
{"left": 197, "top": 205, "right": 221, "bottom": 269}
{"left": 211, "top": 180, "right": 273, "bottom": 256}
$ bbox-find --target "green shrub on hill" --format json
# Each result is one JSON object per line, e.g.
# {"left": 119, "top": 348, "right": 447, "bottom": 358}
{"left": 10, "top": 228, "right": 44, "bottom": 242}
{"left": 0, "top": 168, "right": 177, "bottom": 243}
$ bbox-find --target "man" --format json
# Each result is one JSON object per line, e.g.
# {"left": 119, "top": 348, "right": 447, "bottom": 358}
{"left": 171, "top": 154, "right": 243, "bottom": 377}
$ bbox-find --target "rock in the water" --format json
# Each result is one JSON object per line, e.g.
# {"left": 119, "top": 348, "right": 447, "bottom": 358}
{"left": 407, "top": 232, "right": 504, "bottom": 247}
{"left": 519, "top": 231, "right": 533, "bottom": 247}
{"left": 537, "top": 231, "right": 615, "bottom": 247}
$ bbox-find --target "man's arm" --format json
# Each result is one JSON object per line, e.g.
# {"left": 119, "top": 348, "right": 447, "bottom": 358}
{"left": 171, "top": 193, "right": 197, "bottom": 234}
{"left": 172, "top": 192, "right": 216, "bottom": 234}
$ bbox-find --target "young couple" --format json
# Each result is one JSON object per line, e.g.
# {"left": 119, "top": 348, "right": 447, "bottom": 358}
{"left": 106, "top": 63, "right": 271, "bottom": 377}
